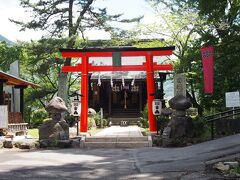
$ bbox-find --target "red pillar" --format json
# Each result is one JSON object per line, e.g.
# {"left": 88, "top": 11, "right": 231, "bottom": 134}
{"left": 80, "top": 54, "right": 89, "bottom": 132}
{"left": 146, "top": 52, "right": 157, "bottom": 132}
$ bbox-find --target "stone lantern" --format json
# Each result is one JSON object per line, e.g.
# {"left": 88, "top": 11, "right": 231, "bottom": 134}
{"left": 162, "top": 95, "right": 193, "bottom": 146}
{"left": 39, "top": 97, "right": 69, "bottom": 146}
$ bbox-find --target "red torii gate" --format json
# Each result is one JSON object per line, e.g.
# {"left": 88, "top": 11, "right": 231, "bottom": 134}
{"left": 60, "top": 46, "right": 175, "bottom": 133}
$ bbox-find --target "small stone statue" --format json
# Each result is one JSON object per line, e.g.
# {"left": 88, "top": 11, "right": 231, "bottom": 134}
{"left": 39, "top": 97, "right": 70, "bottom": 146}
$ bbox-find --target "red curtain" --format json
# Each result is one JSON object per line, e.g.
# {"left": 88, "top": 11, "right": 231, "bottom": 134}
{"left": 201, "top": 46, "right": 214, "bottom": 94}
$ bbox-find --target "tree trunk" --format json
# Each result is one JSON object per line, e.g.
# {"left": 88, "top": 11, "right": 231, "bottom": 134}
{"left": 186, "top": 91, "right": 203, "bottom": 116}
{"left": 57, "top": 39, "right": 73, "bottom": 105}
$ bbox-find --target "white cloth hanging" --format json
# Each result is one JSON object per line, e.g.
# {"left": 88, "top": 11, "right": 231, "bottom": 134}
{"left": 122, "top": 76, "right": 125, "bottom": 87}
{"left": 131, "top": 75, "right": 135, "bottom": 86}
{"left": 110, "top": 75, "right": 113, "bottom": 87}
{"left": 97, "top": 73, "right": 101, "bottom": 86}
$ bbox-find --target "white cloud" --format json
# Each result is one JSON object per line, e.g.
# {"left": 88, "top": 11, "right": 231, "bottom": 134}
{"left": 0, "top": 0, "right": 156, "bottom": 42}
{"left": 0, "top": 0, "right": 43, "bottom": 42}
{"left": 85, "top": 29, "right": 111, "bottom": 40}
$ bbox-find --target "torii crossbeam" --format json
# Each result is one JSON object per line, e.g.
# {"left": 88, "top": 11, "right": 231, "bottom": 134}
{"left": 60, "top": 46, "right": 175, "bottom": 133}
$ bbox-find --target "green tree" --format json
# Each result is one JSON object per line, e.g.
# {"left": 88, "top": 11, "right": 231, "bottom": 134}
{"left": 184, "top": 0, "right": 240, "bottom": 112}
{"left": 0, "top": 42, "right": 23, "bottom": 71}
{"left": 139, "top": 0, "right": 206, "bottom": 115}
{"left": 12, "top": 0, "right": 142, "bottom": 104}
{"left": 20, "top": 39, "right": 64, "bottom": 106}
{"left": 147, "top": 0, "right": 240, "bottom": 113}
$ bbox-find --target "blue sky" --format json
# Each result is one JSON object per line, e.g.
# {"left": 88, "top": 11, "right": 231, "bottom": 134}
{"left": 94, "top": 0, "right": 153, "bottom": 19}
{"left": 0, "top": 0, "right": 155, "bottom": 42}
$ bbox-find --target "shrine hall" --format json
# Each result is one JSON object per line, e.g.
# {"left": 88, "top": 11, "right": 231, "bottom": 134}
{"left": 60, "top": 46, "right": 175, "bottom": 133}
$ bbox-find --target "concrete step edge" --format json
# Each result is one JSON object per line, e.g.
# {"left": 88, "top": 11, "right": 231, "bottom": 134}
{"left": 86, "top": 136, "right": 149, "bottom": 142}
{"left": 84, "top": 141, "right": 151, "bottom": 148}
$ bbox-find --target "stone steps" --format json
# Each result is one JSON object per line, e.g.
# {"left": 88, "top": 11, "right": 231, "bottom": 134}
{"left": 84, "top": 141, "right": 150, "bottom": 148}
{"left": 86, "top": 136, "right": 148, "bottom": 142}
{"left": 111, "top": 109, "right": 140, "bottom": 118}
{"left": 109, "top": 117, "right": 141, "bottom": 126}
{"left": 83, "top": 136, "right": 152, "bottom": 148}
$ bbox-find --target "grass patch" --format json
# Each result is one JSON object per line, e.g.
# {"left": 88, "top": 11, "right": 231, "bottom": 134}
{"left": 27, "top": 127, "right": 105, "bottom": 138}
{"left": 230, "top": 165, "right": 240, "bottom": 175}
{"left": 141, "top": 128, "right": 150, "bottom": 136}
{"left": 28, "top": 128, "right": 39, "bottom": 139}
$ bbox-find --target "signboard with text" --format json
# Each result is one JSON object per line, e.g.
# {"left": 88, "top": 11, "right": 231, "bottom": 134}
{"left": 0, "top": 105, "right": 8, "bottom": 128}
{"left": 225, "top": 91, "right": 240, "bottom": 108}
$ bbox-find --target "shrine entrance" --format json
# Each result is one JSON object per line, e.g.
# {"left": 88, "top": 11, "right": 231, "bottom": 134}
{"left": 111, "top": 84, "right": 138, "bottom": 110}
{"left": 110, "top": 81, "right": 142, "bottom": 117}
{"left": 60, "top": 46, "right": 175, "bottom": 133}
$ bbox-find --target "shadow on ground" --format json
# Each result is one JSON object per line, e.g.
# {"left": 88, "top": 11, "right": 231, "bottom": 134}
{"left": 1, "top": 134, "right": 240, "bottom": 179}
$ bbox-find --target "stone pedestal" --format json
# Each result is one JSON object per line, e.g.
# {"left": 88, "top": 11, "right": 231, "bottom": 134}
{"left": 39, "top": 120, "right": 69, "bottom": 140}
{"left": 167, "top": 116, "right": 193, "bottom": 139}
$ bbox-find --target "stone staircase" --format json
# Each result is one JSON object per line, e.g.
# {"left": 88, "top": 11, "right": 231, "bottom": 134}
{"left": 109, "top": 117, "right": 141, "bottom": 126}
{"left": 111, "top": 108, "right": 140, "bottom": 118}
{"left": 109, "top": 108, "right": 141, "bottom": 126}
{"left": 83, "top": 136, "right": 152, "bottom": 148}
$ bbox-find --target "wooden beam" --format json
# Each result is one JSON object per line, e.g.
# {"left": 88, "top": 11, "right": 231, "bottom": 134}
{"left": 0, "top": 81, "right": 4, "bottom": 105}
{"left": 62, "top": 64, "right": 173, "bottom": 73}
{"left": 20, "top": 88, "right": 24, "bottom": 118}
{"left": 62, "top": 65, "right": 82, "bottom": 72}
{"left": 61, "top": 50, "right": 174, "bottom": 58}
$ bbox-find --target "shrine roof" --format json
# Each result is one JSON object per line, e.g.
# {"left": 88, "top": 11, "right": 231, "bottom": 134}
{"left": 60, "top": 46, "right": 175, "bottom": 53}
{"left": 0, "top": 71, "right": 39, "bottom": 88}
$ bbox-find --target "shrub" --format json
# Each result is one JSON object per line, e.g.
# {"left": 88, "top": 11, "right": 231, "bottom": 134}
{"left": 140, "top": 104, "right": 149, "bottom": 128}
{"left": 94, "top": 112, "right": 108, "bottom": 128}
{"left": 156, "top": 115, "right": 170, "bottom": 134}
{"left": 230, "top": 165, "right": 240, "bottom": 175}
{"left": 88, "top": 117, "right": 96, "bottom": 130}
{"left": 65, "top": 115, "right": 78, "bottom": 127}
{"left": 31, "top": 108, "right": 48, "bottom": 128}
{"left": 191, "top": 116, "right": 211, "bottom": 142}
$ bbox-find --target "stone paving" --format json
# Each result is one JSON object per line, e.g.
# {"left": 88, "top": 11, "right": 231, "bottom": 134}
{"left": 85, "top": 126, "right": 150, "bottom": 148}
{"left": 1, "top": 134, "right": 240, "bottom": 179}
{"left": 94, "top": 125, "right": 143, "bottom": 137}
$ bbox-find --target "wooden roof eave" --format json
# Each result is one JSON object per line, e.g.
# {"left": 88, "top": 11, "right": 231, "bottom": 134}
{"left": 0, "top": 71, "right": 40, "bottom": 88}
